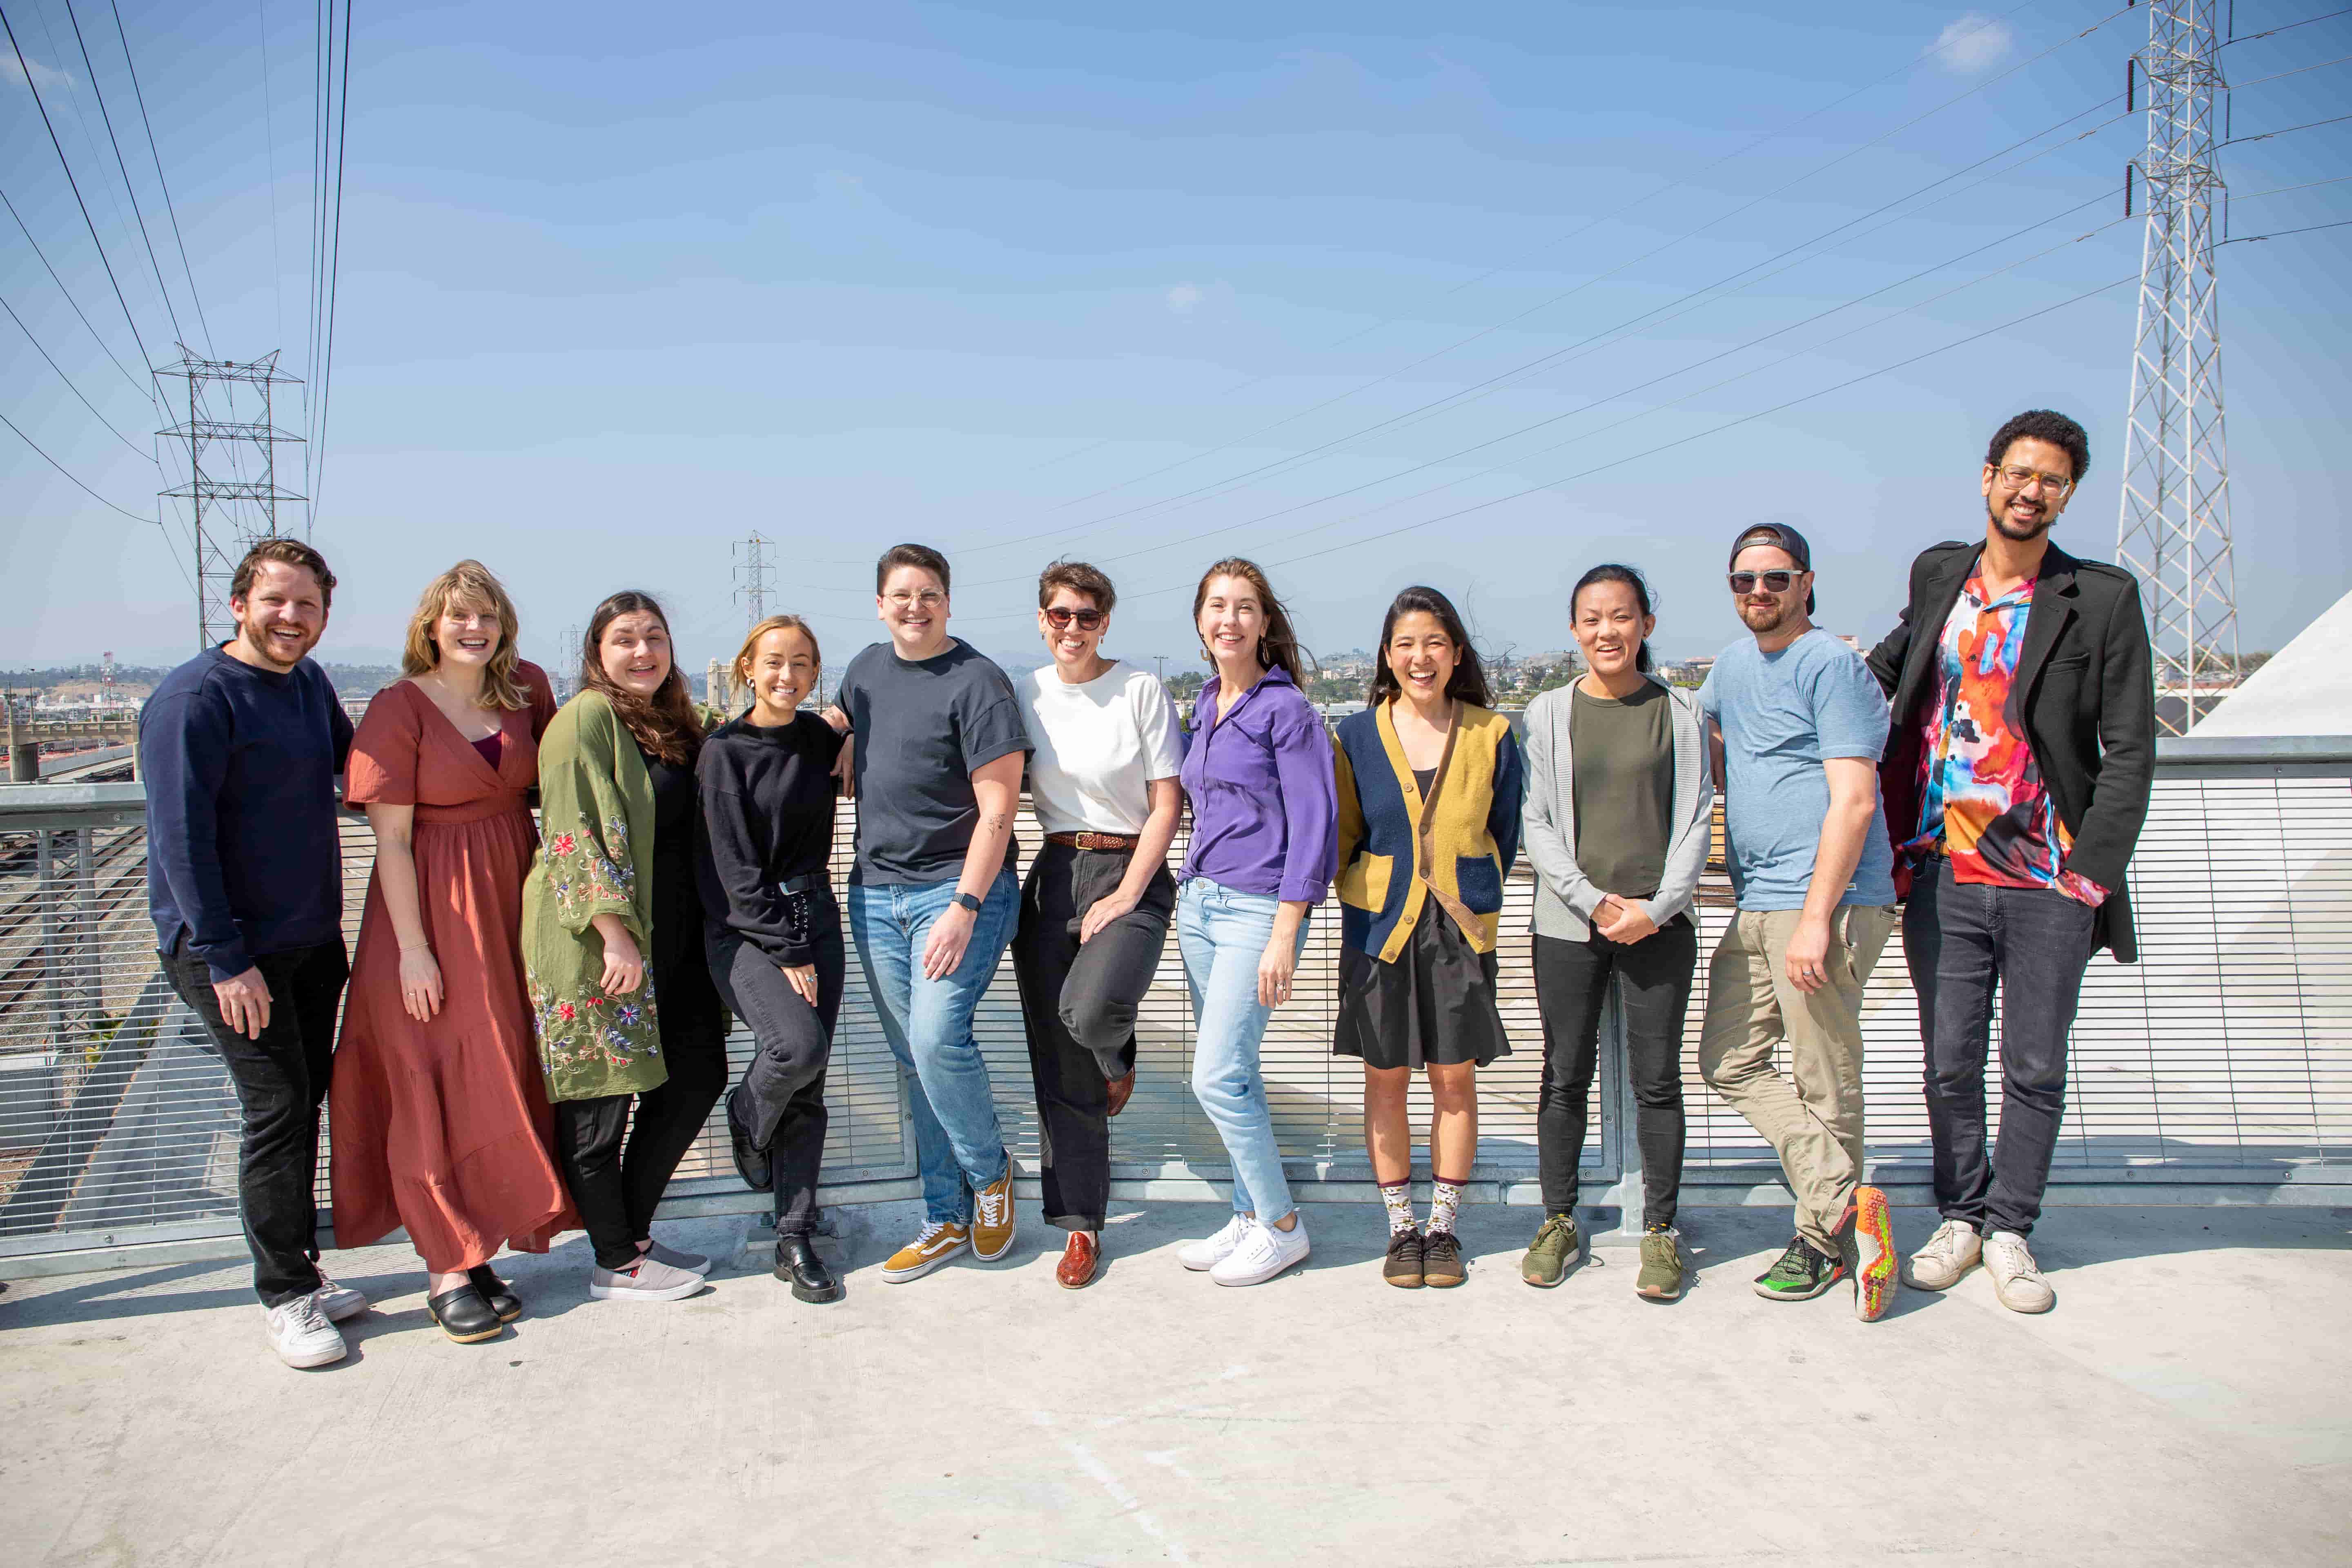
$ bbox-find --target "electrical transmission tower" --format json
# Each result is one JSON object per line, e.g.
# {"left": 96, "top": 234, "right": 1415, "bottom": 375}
{"left": 2115, "top": 0, "right": 2238, "bottom": 735}
{"left": 735, "top": 531, "right": 774, "bottom": 625}
{"left": 158, "top": 349, "right": 307, "bottom": 652}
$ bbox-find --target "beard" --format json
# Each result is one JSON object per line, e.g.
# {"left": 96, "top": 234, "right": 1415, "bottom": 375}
{"left": 1989, "top": 497, "right": 2054, "bottom": 543}
{"left": 1739, "top": 598, "right": 1797, "bottom": 636}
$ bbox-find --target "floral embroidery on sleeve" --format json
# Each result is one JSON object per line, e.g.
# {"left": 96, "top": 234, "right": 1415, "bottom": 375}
{"left": 545, "top": 813, "right": 636, "bottom": 925}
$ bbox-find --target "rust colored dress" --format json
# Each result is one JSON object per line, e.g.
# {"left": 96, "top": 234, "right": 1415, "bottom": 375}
{"left": 330, "top": 663, "right": 578, "bottom": 1272}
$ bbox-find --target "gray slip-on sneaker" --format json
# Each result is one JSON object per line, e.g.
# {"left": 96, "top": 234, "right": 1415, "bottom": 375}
{"left": 589, "top": 1256, "right": 706, "bottom": 1302}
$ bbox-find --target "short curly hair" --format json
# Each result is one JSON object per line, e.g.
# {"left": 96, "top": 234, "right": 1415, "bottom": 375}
{"left": 1985, "top": 409, "right": 2090, "bottom": 484}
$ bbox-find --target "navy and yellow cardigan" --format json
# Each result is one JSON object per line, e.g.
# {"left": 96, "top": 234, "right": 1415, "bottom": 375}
{"left": 1333, "top": 702, "right": 1525, "bottom": 961}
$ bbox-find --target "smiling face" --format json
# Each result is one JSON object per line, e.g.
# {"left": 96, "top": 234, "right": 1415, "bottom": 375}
{"left": 876, "top": 564, "right": 949, "bottom": 656}
{"left": 1038, "top": 586, "right": 1108, "bottom": 674}
{"left": 229, "top": 560, "right": 329, "bottom": 671}
{"left": 1572, "top": 579, "right": 1653, "bottom": 681}
{"left": 1196, "top": 573, "right": 1266, "bottom": 671}
{"left": 1982, "top": 434, "right": 2078, "bottom": 543}
{"left": 1384, "top": 610, "right": 1459, "bottom": 706}
{"left": 742, "top": 625, "right": 817, "bottom": 721}
{"left": 599, "top": 609, "right": 672, "bottom": 698}
{"left": 1730, "top": 544, "right": 1809, "bottom": 637}
{"left": 432, "top": 596, "right": 504, "bottom": 672}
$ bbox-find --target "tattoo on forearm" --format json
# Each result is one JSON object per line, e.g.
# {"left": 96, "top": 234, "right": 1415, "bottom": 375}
{"left": 985, "top": 813, "right": 1009, "bottom": 833}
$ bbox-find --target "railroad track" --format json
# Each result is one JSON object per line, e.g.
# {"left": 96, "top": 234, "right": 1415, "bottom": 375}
{"left": 0, "top": 828, "right": 152, "bottom": 1019}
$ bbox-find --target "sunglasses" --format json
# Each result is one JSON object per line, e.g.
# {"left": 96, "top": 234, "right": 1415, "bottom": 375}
{"left": 1728, "top": 570, "right": 1800, "bottom": 595}
{"left": 1044, "top": 606, "right": 1105, "bottom": 630}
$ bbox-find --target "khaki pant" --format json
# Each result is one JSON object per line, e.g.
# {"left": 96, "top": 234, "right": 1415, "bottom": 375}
{"left": 1697, "top": 905, "right": 1897, "bottom": 1252}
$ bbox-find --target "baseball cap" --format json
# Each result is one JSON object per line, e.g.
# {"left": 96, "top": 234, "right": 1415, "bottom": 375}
{"left": 1728, "top": 522, "right": 1815, "bottom": 615}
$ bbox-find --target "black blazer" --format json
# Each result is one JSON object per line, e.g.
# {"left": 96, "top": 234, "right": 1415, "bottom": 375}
{"left": 1864, "top": 540, "right": 2157, "bottom": 962}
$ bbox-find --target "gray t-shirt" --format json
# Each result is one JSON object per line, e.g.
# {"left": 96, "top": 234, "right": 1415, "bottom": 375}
{"left": 837, "top": 638, "right": 1030, "bottom": 885}
{"left": 1697, "top": 628, "right": 1897, "bottom": 912}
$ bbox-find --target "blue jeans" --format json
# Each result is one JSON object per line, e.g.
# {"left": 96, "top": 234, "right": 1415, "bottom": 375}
{"left": 849, "top": 870, "right": 1018, "bottom": 1225}
{"left": 1177, "top": 876, "right": 1310, "bottom": 1225}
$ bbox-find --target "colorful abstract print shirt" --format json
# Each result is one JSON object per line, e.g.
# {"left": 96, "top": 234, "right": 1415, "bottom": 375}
{"left": 1904, "top": 575, "right": 2100, "bottom": 904}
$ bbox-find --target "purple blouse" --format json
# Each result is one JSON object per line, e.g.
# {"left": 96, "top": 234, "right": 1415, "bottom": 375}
{"left": 1178, "top": 665, "right": 1338, "bottom": 904}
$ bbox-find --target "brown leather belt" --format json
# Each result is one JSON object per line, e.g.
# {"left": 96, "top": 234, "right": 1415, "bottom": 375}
{"left": 1047, "top": 831, "right": 1140, "bottom": 851}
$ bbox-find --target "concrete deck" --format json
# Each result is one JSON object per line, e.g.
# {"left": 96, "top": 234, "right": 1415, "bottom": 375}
{"left": 4, "top": 1200, "right": 2348, "bottom": 1566}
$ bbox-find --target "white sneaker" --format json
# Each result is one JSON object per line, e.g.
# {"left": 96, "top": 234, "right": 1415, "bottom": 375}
{"left": 1209, "top": 1215, "right": 1312, "bottom": 1287}
{"left": 588, "top": 1256, "right": 706, "bottom": 1303}
{"left": 309, "top": 1276, "right": 370, "bottom": 1322}
{"left": 643, "top": 1239, "right": 713, "bottom": 1277}
{"left": 1178, "top": 1212, "right": 1254, "bottom": 1272}
{"left": 1902, "top": 1218, "right": 1983, "bottom": 1291}
{"left": 265, "top": 1294, "right": 347, "bottom": 1368}
{"left": 1983, "top": 1230, "right": 2056, "bottom": 1314}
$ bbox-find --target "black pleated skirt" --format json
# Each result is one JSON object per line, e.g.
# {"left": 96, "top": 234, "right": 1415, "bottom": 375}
{"left": 1332, "top": 905, "right": 1512, "bottom": 1070}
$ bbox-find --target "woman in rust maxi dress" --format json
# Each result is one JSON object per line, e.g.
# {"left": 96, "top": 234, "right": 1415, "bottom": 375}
{"left": 331, "top": 561, "right": 577, "bottom": 1344}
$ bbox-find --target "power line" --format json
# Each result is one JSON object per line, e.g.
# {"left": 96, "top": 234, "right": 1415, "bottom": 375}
{"left": 2232, "top": 52, "right": 2352, "bottom": 87}
{"left": 2223, "top": 6, "right": 2352, "bottom": 44}
{"left": 1, "top": 3, "right": 156, "bottom": 376}
{"left": 2234, "top": 172, "right": 2352, "bottom": 198}
{"left": 255, "top": 0, "right": 285, "bottom": 354}
{"left": 57, "top": 0, "right": 191, "bottom": 352}
{"left": 2221, "top": 215, "right": 2352, "bottom": 242}
{"left": 0, "top": 180, "right": 149, "bottom": 398}
{"left": 0, "top": 287, "right": 153, "bottom": 455}
{"left": 309, "top": 0, "right": 351, "bottom": 532}
{"left": 105, "top": 0, "right": 214, "bottom": 356}
{"left": 1, "top": 407, "right": 157, "bottom": 522}
{"left": 2225, "top": 110, "right": 2352, "bottom": 144}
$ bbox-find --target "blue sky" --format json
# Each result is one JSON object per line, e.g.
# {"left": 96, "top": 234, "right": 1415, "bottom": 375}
{"left": 4, "top": 0, "right": 2346, "bottom": 675}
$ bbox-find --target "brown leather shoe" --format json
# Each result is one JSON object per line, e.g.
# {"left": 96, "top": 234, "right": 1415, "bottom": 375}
{"left": 1105, "top": 1071, "right": 1136, "bottom": 1118}
{"left": 1056, "top": 1231, "right": 1100, "bottom": 1290}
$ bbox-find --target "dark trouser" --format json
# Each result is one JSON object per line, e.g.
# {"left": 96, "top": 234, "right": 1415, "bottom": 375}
{"left": 1010, "top": 840, "right": 1175, "bottom": 1233}
{"left": 1532, "top": 920, "right": 1697, "bottom": 1228}
{"left": 1904, "top": 856, "right": 2098, "bottom": 1238}
{"left": 160, "top": 935, "right": 350, "bottom": 1307}
{"left": 708, "top": 900, "right": 846, "bottom": 1238}
{"left": 552, "top": 951, "right": 729, "bottom": 1271}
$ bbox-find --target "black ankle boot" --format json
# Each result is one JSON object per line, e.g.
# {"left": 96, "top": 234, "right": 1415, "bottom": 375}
{"left": 775, "top": 1235, "right": 844, "bottom": 1304}
{"left": 467, "top": 1265, "right": 523, "bottom": 1323}
{"left": 425, "top": 1282, "right": 503, "bottom": 1343}
{"left": 726, "top": 1088, "right": 773, "bottom": 1193}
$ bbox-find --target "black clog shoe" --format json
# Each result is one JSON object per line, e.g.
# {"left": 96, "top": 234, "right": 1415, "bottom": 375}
{"left": 467, "top": 1265, "right": 523, "bottom": 1323}
{"left": 425, "top": 1282, "right": 503, "bottom": 1343}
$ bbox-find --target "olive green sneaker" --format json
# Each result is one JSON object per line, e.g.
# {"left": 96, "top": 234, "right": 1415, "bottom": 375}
{"left": 1520, "top": 1213, "right": 1578, "bottom": 1288}
{"left": 1635, "top": 1224, "right": 1685, "bottom": 1302}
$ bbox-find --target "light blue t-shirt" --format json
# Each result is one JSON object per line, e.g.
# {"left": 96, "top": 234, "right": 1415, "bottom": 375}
{"left": 1697, "top": 628, "right": 1898, "bottom": 912}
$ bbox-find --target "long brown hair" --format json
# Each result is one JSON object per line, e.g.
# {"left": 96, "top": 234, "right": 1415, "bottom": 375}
{"left": 1192, "top": 557, "right": 1306, "bottom": 687}
{"left": 402, "top": 559, "right": 531, "bottom": 710}
{"left": 579, "top": 590, "right": 702, "bottom": 766}
{"left": 1368, "top": 584, "right": 1490, "bottom": 708}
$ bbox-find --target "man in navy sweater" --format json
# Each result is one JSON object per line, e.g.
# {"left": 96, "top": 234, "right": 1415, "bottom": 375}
{"left": 142, "top": 538, "right": 364, "bottom": 1368}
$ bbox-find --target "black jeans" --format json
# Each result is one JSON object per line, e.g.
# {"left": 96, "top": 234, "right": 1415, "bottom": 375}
{"left": 160, "top": 935, "right": 350, "bottom": 1307}
{"left": 1904, "top": 857, "right": 2098, "bottom": 1238}
{"left": 1532, "top": 920, "right": 1698, "bottom": 1228}
{"left": 552, "top": 947, "right": 729, "bottom": 1270}
{"left": 708, "top": 898, "right": 845, "bottom": 1238}
{"left": 1010, "top": 841, "right": 1175, "bottom": 1232}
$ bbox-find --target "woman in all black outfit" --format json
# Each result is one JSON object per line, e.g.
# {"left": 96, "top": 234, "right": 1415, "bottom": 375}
{"left": 696, "top": 615, "right": 849, "bottom": 1303}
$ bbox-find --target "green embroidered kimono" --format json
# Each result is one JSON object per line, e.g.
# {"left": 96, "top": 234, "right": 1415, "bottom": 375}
{"left": 522, "top": 690, "right": 668, "bottom": 1102}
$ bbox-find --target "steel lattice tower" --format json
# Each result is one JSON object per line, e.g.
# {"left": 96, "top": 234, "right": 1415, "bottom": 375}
{"left": 157, "top": 348, "right": 307, "bottom": 651}
{"left": 735, "top": 531, "right": 774, "bottom": 624}
{"left": 2115, "top": 0, "right": 2238, "bottom": 734}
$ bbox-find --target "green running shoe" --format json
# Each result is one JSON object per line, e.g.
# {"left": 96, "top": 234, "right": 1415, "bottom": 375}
{"left": 1752, "top": 1234, "right": 1844, "bottom": 1301}
{"left": 1635, "top": 1225, "right": 1685, "bottom": 1302}
{"left": 1520, "top": 1213, "right": 1579, "bottom": 1288}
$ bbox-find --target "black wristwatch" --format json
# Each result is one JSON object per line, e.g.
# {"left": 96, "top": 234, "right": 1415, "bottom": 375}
{"left": 951, "top": 891, "right": 983, "bottom": 913}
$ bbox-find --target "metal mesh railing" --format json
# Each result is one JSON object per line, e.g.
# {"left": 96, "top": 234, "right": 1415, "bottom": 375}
{"left": 2, "top": 739, "right": 2344, "bottom": 1272}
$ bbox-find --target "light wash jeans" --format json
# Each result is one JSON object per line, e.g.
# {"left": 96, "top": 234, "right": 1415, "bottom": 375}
{"left": 1177, "top": 876, "right": 1311, "bottom": 1225}
{"left": 849, "top": 870, "right": 1018, "bottom": 1226}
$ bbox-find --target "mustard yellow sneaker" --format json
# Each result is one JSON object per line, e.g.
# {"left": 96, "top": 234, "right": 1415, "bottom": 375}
{"left": 972, "top": 1161, "right": 1017, "bottom": 1261}
{"left": 882, "top": 1220, "right": 970, "bottom": 1283}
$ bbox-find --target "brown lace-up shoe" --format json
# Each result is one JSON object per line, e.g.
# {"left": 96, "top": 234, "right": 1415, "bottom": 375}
{"left": 1382, "top": 1229, "right": 1424, "bottom": 1288}
{"left": 1421, "top": 1229, "right": 1466, "bottom": 1287}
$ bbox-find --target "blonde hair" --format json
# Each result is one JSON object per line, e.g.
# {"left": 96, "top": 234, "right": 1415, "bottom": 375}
{"left": 402, "top": 560, "right": 530, "bottom": 710}
{"left": 731, "top": 615, "right": 824, "bottom": 688}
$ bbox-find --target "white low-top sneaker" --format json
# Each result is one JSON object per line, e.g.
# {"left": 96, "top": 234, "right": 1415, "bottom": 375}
{"left": 309, "top": 1276, "right": 370, "bottom": 1323}
{"left": 589, "top": 1256, "right": 707, "bottom": 1303}
{"left": 1983, "top": 1230, "right": 2056, "bottom": 1314}
{"left": 265, "top": 1294, "right": 347, "bottom": 1368}
{"left": 1178, "top": 1212, "right": 1253, "bottom": 1272}
{"left": 1902, "top": 1218, "right": 1983, "bottom": 1291}
{"left": 1209, "top": 1215, "right": 1311, "bottom": 1287}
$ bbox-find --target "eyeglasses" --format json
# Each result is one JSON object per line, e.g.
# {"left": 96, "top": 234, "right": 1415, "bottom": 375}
{"left": 1992, "top": 463, "right": 2074, "bottom": 495}
{"left": 884, "top": 590, "right": 945, "bottom": 610}
{"left": 1043, "top": 607, "right": 1104, "bottom": 630}
{"left": 1728, "top": 570, "right": 1799, "bottom": 595}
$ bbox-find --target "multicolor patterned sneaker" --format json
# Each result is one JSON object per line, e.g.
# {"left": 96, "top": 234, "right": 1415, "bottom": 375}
{"left": 1753, "top": 1234, "right": 1844, "bottom": 1301}
{"left": 1844, "top": 1186, "right": 1899, "bottom": 1322}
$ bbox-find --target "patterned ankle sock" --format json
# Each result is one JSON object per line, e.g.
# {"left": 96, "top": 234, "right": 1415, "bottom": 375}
{"left": 1378, "top": 1180, "right": 1417, "bottom": 1236}
{"left": 1427, "top": 1179, "right": 1466, "bottom": 1237}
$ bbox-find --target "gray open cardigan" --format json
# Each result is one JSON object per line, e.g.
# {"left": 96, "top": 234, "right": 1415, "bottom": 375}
{"left": 1521, "top": 675, "right": 1714, "bottom": 941}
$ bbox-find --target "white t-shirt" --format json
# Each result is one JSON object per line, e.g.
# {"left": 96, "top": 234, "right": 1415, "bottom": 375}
{"left": 1018, "top": 662, "right": 1185, "bottom": 837}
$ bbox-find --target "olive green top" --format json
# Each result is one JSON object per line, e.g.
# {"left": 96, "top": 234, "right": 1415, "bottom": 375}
{"left": 1568, "top": 680, "right": 1675, "bottom": 902}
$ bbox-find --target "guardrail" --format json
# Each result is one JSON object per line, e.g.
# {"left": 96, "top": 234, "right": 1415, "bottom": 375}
{"left": 1, "top": 737, "right": 2345, "bottom": 1278}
